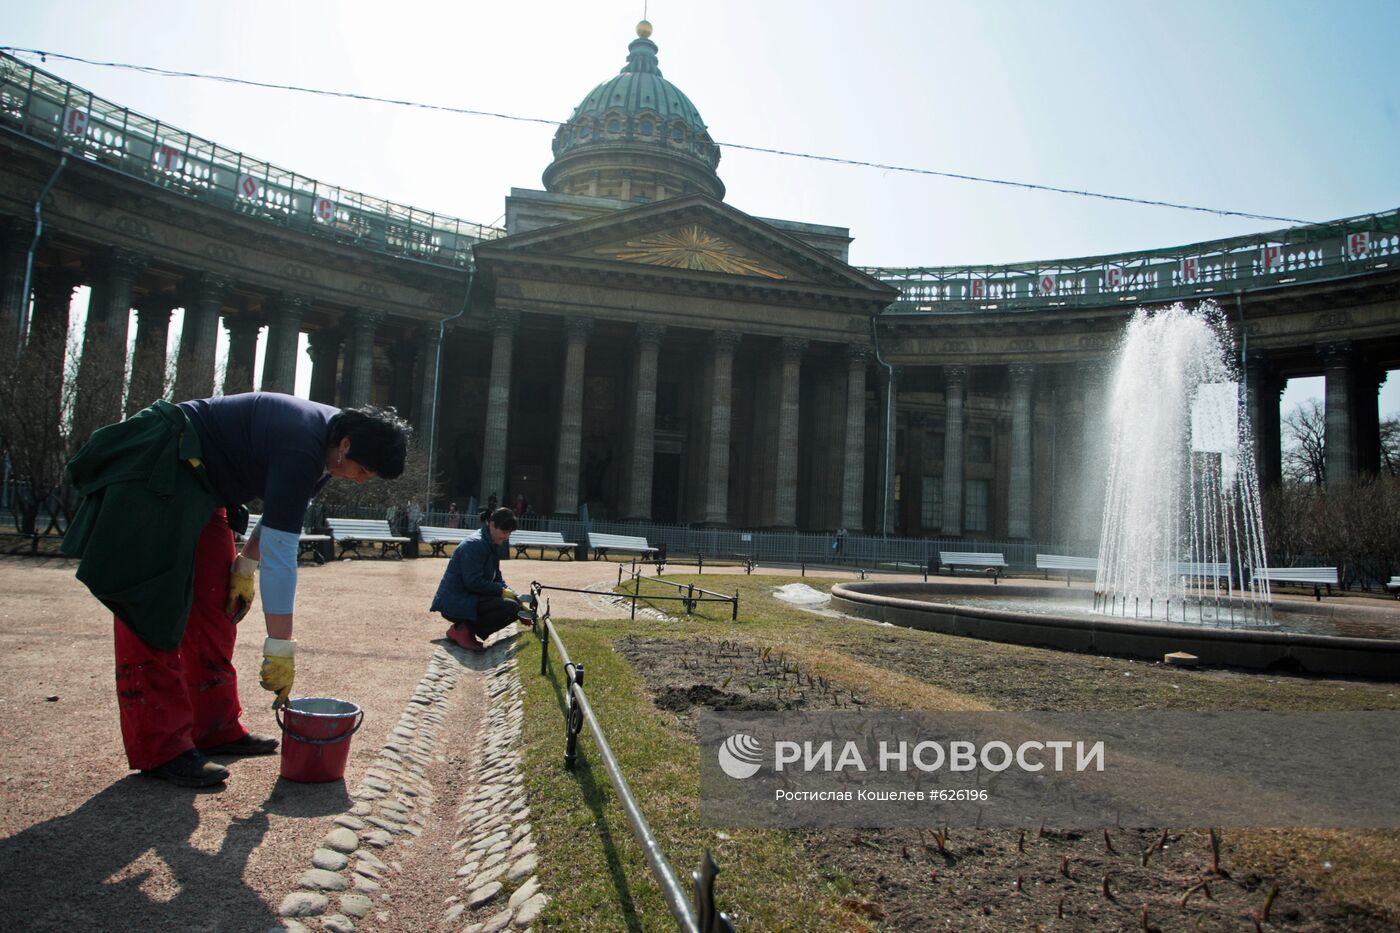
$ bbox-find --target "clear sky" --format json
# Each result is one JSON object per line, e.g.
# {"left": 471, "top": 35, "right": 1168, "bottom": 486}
{"left": 6, "top": 0, "right": 1398, "bottom": 414}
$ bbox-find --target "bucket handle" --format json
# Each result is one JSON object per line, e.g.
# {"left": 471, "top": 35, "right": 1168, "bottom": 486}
{"left": 275, "top": 707, "right": 365, "bottom": 745}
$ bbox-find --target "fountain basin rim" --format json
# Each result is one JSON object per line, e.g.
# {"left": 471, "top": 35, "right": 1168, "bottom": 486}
{"left": 831, "top": 582, "right": 1400, "bottom": 679}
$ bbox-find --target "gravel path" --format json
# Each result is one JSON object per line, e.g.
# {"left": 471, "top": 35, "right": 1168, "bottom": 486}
{"left": 0, "top": 554, "right": 637, "bottom": 931}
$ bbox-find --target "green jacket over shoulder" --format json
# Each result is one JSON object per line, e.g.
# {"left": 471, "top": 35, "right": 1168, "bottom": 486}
{"left": 61, "top": 401, "right": 228, "bottom": 650}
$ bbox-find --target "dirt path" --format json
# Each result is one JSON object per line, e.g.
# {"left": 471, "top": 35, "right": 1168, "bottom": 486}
{"left": 0, "top": 553, "right": 638, "bottom": 930}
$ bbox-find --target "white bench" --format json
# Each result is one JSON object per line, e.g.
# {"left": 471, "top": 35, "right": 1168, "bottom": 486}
{"left": 1254, "top": 566, "right": 1338, "bottom": 601}
{"left": 1387, "top": 576, "right": 1400, "bottom": 599}
{"left": 1176, "top": 562, "right": 1231, "bottom": 581}
{"left": 939, "top": 551, "right": 1007, "bottom": 582}
{"left": 509, "top": 530, "right": 578, "bottom": 560}
{"left": 419, "top": 525, "right": 472, "bottom": 557}
{"left": 240, "top": 514, "right": 333, "bottom": 564}
{"left": 589, "top": 533, "right": 657, "bottom": 561}
{"left": 327, "top": 518, "right": 411, "bottom": 560}
{"left": 1036, "top": 554, "right": 1098, "bottom": 585}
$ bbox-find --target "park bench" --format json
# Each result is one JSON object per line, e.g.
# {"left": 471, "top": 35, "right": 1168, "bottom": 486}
{"left": 419, "top": 525, "right": 473, "bottom": 557}
{"left": 1253, "top": 566, "right": 1338, "bottom": 601}
{"left": 939, "top": 550, "right": 1007, "bottom": 582}
{"left": 589, "top": 533, "right": 657, "bottom": 562}
{"left": 240, "top": 514, "right": 333, "bottom": 564}
{"left": 1387, "top": 576, "right": 1400, "bottom": 599}
{"left": 1175, "top": 561, "right": 1231, "bottom": 582}
{"left": 326, "top": 518, "right": 411, "bottom": 560}
{"left": 509, "top": 530, "right": 578, "bottom": 560}
{"left": 1036, "top": 554, "right": 1099, "bottom": 585}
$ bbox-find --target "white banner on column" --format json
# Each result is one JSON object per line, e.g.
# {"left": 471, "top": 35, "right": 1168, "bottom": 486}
{"left": 313, "top": 198, "right": 336, "bottom": 223}
{"left": 1348, "top": 231, "right": 1370, "bottom": 258}
{"left": 1104, "top": 266, "right": 1123, "bottom": 290}
{"left": 970, "top": 277, "right": 985, "bottom": 299}
{"left": 63, "top": 107, "right": 89, "bottom": 137}
{"left": 155, "top": 143, "right": 181, "bottom": 172}
{"left": 237, "top": 174, "right": 262, "bottom": 200}
{"left": 1261, "top": 245, "right": 1282, "bottom": 272}
{"left": 1038, "top": 273, "right": 1057, "bottom": 295}
{"left": 1179, "top": 257, "right": 1199, "bottom": 283}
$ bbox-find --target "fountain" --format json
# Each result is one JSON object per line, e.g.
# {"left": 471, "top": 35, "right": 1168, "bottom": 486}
{"left": 830, "top": 303, "right": 1400, "bottom": 678}
{"left": 1094, "top": 302, "right": 1272, "bottom": 627}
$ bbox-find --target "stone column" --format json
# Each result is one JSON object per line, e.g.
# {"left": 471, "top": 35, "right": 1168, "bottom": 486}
{"left": 903, "top": 412, "right": 927, "bottom": 534}
{"left": 702, "top": 330, "right": 740, "bottom": 525}
{"left": 1319, "top": 341, "right": 1355, "bottom": 484}
{"left": 416, "top": 322, "right": 443, "bottom": 436}
{"left": 260, "top": 294, "right": 306, "bottom": 395}
{"left": 552, "top": 317, "right": 593, "bottom": 515}
{"left": 1356, "top": 364, "right": 1384, "bottom": 477}
{"left": 478, "top": 310, "right": 519, "bottom": 505}
{"left": 24, "top": 266, "right": 80, "bottom": 436}
{"left": 772, "top": 337, "right": 807, "bottom": 528}
{"left": 223, "top": 317, "right": 260, "bottom": 397}
{"left": 623, "top": 323, "right": 665, "bottom": 521}
{"left": 875, "top": 365, "right": 901, "bottom": 534}
{"left": 1244, "top": 350, "right": 1283, "bottom": 489}
{"left": 126, "top": 295, "right": 175, "bottom": 416}
{"left": 1007, "top": 363, "right": 1035, "bottom": 540}
{"left": 840, "top": 345, "right": 869, "bottom": 532}
{"left": 388, "top": 338, "right": 417, "bottom": 422}
{"left": 1079, "top": 362, "right": 1109, "bottom": 543}
{"left": 1, "top": 220, "right": 30, "bottom": 356}
{"left": 74, "top": 249, "right": 144, "bottom": 441}
{"left": 345, "top": 309, "right": 382, "bottom": 407}
{"left": 173, "top": 272, "right": 229, "bottom": 402}
{"left": 941, "top": 365, "right": 967, "bottom": 536}
{"left": 304, "top": 329, "right": 339, "bottom": 404}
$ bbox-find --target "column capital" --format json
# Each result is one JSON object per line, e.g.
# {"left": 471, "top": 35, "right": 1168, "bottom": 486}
{"left": 563, "top": 316, "right": 595, "bottom": 341}
{"left": 1316, "top": 340, "right": 1354, "bottom": 368}
{"left": 636, "top": 322, "right": 666, "bottom": 346}
{"left": 352, "top": 308, "right": 385, "bottom": 332}
{"left": 304, "top": 325, "right": 340, "bottom": 349}
{"left": 1009, "top": 362, "right": 1036, "bottom": 387}
{"left": 846, "top": 343, "right": 871, "bottom": 364}
{"left": 711, "top": 329, "right": 742, "bottom": 352}
{"left": 106, "top": 248, "right": 148, "bottom": 284}
{"left": 488, "top": 308, "right": 520, "bottom": 336}
{"left": 421, "top": 319, "right": 443, "bottom": 342}
{"left": 31, "top": 265, "right": 83, "bottom": 304}
{"left": 271, "top": 293, "right": 309, "bottom": 319}
{"left": 944, "top": 364, "right": 968, "bottom": 386}
{"left": 780, "top": 336, "right": 809, "bottom": 360}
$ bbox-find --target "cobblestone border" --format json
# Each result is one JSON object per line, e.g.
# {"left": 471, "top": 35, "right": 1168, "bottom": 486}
{"left": 271, "top": 629, "right": 547, "bottom": 932}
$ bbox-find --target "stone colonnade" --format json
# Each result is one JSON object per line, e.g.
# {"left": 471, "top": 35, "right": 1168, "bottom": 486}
{"left": 0, "top": 242, "right": 443, "bottom": 451}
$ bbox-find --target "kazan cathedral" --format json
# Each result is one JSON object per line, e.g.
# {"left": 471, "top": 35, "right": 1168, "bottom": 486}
{"left": 0, "top": 24, "right": 1397, "bottom": 544}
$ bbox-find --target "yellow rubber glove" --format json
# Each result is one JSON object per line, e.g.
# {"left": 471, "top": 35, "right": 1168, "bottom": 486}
{"left": 502, "top": 587, "right": 519, "bottom": 602}
{"left": 225, "top": 555, "right": 258, "bottom": 624}
{"left": 260, "top": 637, "right": 296, "bottom": 709}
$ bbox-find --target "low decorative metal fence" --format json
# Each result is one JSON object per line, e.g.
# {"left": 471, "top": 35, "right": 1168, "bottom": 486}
{"left": 523, "top": 590, "right": 736, "bottom": 932}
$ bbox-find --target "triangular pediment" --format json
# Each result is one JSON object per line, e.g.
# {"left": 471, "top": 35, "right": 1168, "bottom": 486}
{"left": 590, "top": 223, "right": 792, "bottom": 279}
{"left": 474, "top": 194, "right": 897, "bottom": 297}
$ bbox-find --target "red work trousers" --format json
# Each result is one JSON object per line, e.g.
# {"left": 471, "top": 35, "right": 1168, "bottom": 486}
{"left": 113, "top": 508, "right": 250, "bottom": 770}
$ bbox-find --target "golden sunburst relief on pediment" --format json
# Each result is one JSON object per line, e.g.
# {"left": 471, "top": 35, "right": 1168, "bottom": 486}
{"left": 596, "top": 225, "right": 787, "bottom": 279}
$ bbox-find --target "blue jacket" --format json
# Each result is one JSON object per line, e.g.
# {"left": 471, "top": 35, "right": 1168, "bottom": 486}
{"left": 430, "top": 530, "right": 506, "bottom": 620}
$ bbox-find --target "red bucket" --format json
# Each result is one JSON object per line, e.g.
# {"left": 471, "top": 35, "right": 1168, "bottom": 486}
{"left": 276, "top": 697, "right": 364, "bottom": 783}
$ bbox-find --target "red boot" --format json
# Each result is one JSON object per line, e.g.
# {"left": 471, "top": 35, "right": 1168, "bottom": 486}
{"left": 445, "top": 625, "right": 485, "bottom": 651}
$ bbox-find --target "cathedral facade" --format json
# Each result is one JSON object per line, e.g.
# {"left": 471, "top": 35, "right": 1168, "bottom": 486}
{"left": 1, "top": 25, "right": 1397, "bottom": 543}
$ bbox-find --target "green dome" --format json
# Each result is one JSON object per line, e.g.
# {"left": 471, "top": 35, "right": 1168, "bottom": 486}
{"left": 544, "top": 24, "right": 724, "bottom": 202}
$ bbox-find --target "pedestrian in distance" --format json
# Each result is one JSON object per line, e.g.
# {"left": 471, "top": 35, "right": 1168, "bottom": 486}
{"left": 63, "top": 393, "right": 410, "bottom": 787}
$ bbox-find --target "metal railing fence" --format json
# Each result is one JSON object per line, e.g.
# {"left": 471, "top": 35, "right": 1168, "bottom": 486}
{"left": 0, "top": 52, "right": 504, "bottom": 270}
{"left": 527, "top": 593, "right": 735, "bottom": 932}
{"left": 863, "top": 207, "right": 1400, "bottom": 315}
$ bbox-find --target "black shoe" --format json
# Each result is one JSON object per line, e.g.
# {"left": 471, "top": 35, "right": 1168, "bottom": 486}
{"left": 205, "top": 732, "right": 278, "bottom": 756}
{"left": 143, "top": 748, "right": 229, "bottom": 788}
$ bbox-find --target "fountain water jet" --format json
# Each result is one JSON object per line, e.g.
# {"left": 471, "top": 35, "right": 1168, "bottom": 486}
{"left": 1094, "top": 302, "right": 1272, "bottom": 626}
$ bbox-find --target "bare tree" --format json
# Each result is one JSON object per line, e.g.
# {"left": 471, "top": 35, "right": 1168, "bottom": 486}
{"left": 0, "top": 328, "right": 126, "bottom": 541}
{"left": 1381, "top": 416, "right": 1399, "bottom": 477}
{"left": 1281, "top": 399, "right": 1327, "bottom": 486}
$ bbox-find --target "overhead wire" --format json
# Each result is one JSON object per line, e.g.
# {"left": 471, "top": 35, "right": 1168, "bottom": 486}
{"left": 1, "top": 46, "right": 1314, "bottom": 226}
